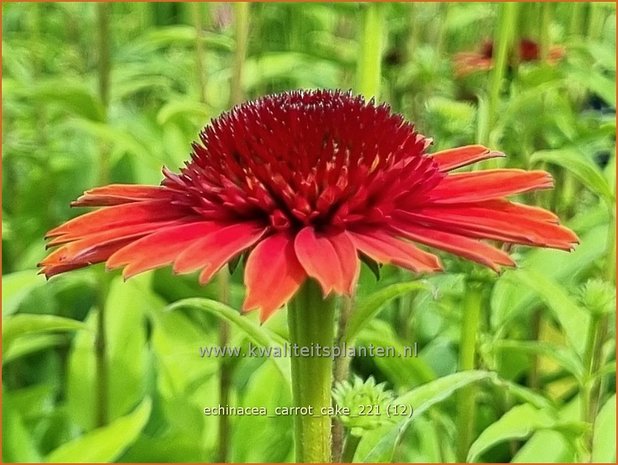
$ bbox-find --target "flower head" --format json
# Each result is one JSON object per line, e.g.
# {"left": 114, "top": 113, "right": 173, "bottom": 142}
{"left": 454, "top": 38, "right": 566, "bottom": 77}
{"left": 40, "top": 89, "right": 578, "bottom": 320}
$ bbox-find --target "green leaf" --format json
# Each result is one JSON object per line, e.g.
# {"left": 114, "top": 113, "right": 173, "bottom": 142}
{"left": 467, "top": 404, "right": 587, "bottom": 462}
{"left": 592, "top": 394, "right": 616, "bottom": 462}
{"left": 2, "top": 314, "right": 88, "bottom": 352}
{"left": 493, "top": 340, "right": 584, "bottom": 381}
{"left": 345, "top": 281, "right": 430, "bottom": 343}
{"left": 355, "top": 371, "right": 493, "bottom": 462}
{"left": 492, "top": 222, "right": 607, "bottom": 333}
{"left": 3, "top": 334, "right": 65, "bottom": 364}
{"left": 530, "top": 149, "right": 615, "bottom": 203}
{"left": 2, "top": 270, "right": 45, "bottom": 316}
{"left": 67, "top": 276, "right": 152, "bottom": 431}
{"left": 168, "top": 298, "right": 291, "bottom": 386}
{"left": 46, "top": 398, "right": 151, "bottom": 463}
{"left": 156, "top": 100, "right": 211, "bottom": 126}
{"left": 30, "top": 80, "right": 106, "bottom": 122}
{"left": 2, "top": 401, "right": 42, "bottom": 462}
{"left": 502, "top": 269, "right": 589, "bottom": 355}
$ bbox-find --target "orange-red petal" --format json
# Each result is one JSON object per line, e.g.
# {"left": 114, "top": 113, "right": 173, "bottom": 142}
{"left": 397, "top": 203, "right": 578, "bottom": 250}
{"left": 294, "top": 227, "right": 359, "bottom": 295}
{"left": 430, "top": 145, "right": 504, "bottom": 172}
{"left": 428, "top": 169, "right": 553, "bottom": 204}
{"left": 171, "top": 223, "right": 265, "bottom": 281}
{"left": 391, "top": 222, "right": 515, "bottom": 272}
{"left": 348, "top": 229, "right": 442, "bottom": 273}
{"left": 71, "top": 184, "right": 170, "bottom": 207}
{"left": 46, "top": 200, "right": 186, "bottom": 239}
{"left": 107, "top": 222, "right": 220, "bottom": 278}
{"left": 243, "top": 233, "right": 306, "bottom": 321}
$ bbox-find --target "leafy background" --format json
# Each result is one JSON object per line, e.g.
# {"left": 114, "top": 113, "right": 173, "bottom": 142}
{"left": 2, "top": 2, "right": 616, "bottom": 463}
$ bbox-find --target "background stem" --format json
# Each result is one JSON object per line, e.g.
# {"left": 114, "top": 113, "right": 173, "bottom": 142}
{"left": 357, "top": 3, "right": 384, "bottom": 100}
{"left": 231, "top": 2, "right": 250, "bottom": 106}
{"left": 332, "top": 295, "right": 353, "bottom": 462}
{"left": 192, "top": 2, "right": 207, "bottom": 104}
{"left": 95, "top": 2, "right": 111, "bottom": 428}
{"left": 456, "top": 283, "right": 483, "bottom": 462}
{"left": 341, "top": 434, "right": 361, "bottom": 463}
{"left": 287, "top": 280, "right": 336, "bottom": 463}
{"left": 216, "top": 271, "right": 231, "bottom": 462}
{"left": 484, "top": 2, "right": 518, "bottom": 147}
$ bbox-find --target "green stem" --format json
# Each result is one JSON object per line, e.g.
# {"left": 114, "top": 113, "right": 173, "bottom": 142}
{"left": 216, "top": 271, "right": 231, "bottom": 462}
{"left": 605, "top": 205, "right": 615, "bottom": 282}
{"left": 485, "top": 2, "right": 518, "bottom": 147}
{"left": 587, "top": 3, "right": 605, "bottom": 42}
{"left": 569, "top": 2, "right": 585, "bottom": 36}
{"left": 287, "top": 279, "right": 336, "bottom": 463}
{"left": 341, "top": 434, "right": 361, "bottom": 463}
{"left": 332, "top": 295, "right": 354, "bottom": 462}
{"left": 192, "top": 2, "right": 207, "bottom": 104}
{"left": 580, "top": 313, "right": 603, "bottom": 460}
{"left": 95, "top": 3, "right": 111, "bottom": 428}
{"left": 456, "top": 283, "right": 484, "bottom": 462}
{"left": 357, "top": 3, "right": 384, "bottom": 100}
{"left": 95, "top": 272, "right": 111, "bottom": 427}
{"left": 96, "top": 2, "right": 111, "bottom": 185}
{"left": 539, "top": 3, "right": 552, "bottom": 60}
{"left": 230, "top": 2, "right": 249, "bottom": 106}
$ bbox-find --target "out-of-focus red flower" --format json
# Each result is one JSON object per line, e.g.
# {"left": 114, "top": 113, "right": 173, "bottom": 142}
{"left": 40, "top": 90, "right": 578, "bottom": 320}
{"left": 455, "top": 38, "right": 566, "bottom": 77}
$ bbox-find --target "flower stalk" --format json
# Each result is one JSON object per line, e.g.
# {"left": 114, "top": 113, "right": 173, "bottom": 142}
{"left": 287, "top": 279, "right": 336, "bottom": 463}
{"left": 485, "top": 2, "right": 518, "bottom": 147}
{"left": 231, "top": 2, "right": 249, "bottom": 106}
{"left": 95, "top": 2, "right": 111, "bottom": 428}
{"left": 456, "top": 282, "right": 484, "bottom": 462}
{"left": 357, "top": 3, "right": 384, "bottom": 100}
{"left": 192, "top": 2, "right": 207, "bottom": 104}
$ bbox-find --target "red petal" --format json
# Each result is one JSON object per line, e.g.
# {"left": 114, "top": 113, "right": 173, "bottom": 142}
{"left": 397, "top": 203, "right": 578, "bottom": 250}
{"left": 39, "top": 221, "right": 183, "bottom": 275}
{"left": 428, "top": 170, "right": 553, "bottom": 204}
{"left": 39, "top": 238, "right": 136, "bottom": 278}
{"left": 107, "top": 222, "right": 220, "bottom": 278}
{"left": 46, "top": 200, "right": 187, "bottom": 239}
{"left": 348, "top": 229, "right": 442, "bottom": 273}
{"left": 430, "top": 145, "right": 504, "bottom": 172}
{"left": 71, "top": 184, "right": 170, "bottom": 207}
{"left": 46, "top": 221, "right": 178, "bottom": 247}
{"left": 243, "top": 233, "right": 306, "bottom": 321}
{"left": 391, "top": 222, "right": 515, "bottom": 272}
{"left": 171, "top": 223, "right": 265, "bottom": 280}
{"left": 477, "top": 199, "right": 559, "bottom": 223}
{"left": 294, "top": 227, "right": 359, "bottom": 295}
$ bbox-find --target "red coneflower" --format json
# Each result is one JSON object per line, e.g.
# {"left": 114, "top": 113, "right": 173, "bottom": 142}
{"left": 40, "top": 89, "right": 577, "bottom": 319}
{"left": 455, "top": 38, "right": 566, "bottom": 77}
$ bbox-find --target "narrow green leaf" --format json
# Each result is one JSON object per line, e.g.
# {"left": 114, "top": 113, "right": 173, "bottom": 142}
{"left": 345, "top": 281, "right": 429, "bottom": 343}
{"left": 168, "top": 298, "right": 291, "bottom": 386}
{"left": 531, "top": 149, "right": 614, "bottom": 203}
{"left": 2, "top": 270, "right": 45, "bottom": 316}
{"left": 356, "top": 371, "right": 493, "bottom": 462}
{"left": 3, "top": 334, "right": 65, "bottom": 364}
{"left": 46, "top": 398, "right": 151, "bottom": 463}
{"left": 493, "top": 340, "right": 584, "bottom": 382}
{"left": 2, "top": 314, "right": 88, "bottom": 352}
{"left": 467, "top": 404, "right": 588, "bottom": 462}
{"left": 502, "top": 269, "right": 589, "bottom": 355}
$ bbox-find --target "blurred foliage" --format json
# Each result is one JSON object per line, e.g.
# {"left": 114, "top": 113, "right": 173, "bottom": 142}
{"left": 2, "top": 2, "right": 616, "bottom": 463}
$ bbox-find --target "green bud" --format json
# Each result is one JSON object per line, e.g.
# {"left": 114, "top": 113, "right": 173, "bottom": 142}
{"left": 579, "top": 279, "right": 615, "bottom": 316}
{"left": 332, "top": 376, "right": 396, "bottom": 436}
